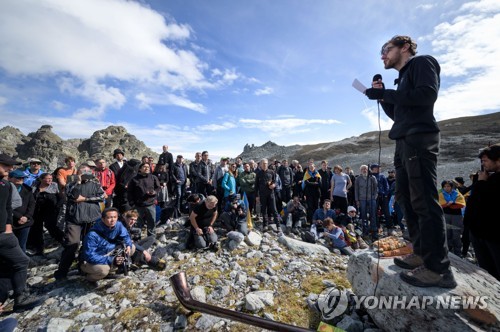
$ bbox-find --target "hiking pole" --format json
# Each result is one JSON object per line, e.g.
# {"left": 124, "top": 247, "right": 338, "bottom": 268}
{"left": 170, "top": 272, "right": 312, "bottom": 332}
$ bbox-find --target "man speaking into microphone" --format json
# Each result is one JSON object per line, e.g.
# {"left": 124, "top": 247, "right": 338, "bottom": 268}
{"left": 364, "top": 35, "right": 456, "bottom": 288}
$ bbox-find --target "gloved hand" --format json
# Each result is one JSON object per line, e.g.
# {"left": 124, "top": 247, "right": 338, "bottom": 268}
{"left": 365, "top": 88, "right": 385, "bottom": 100}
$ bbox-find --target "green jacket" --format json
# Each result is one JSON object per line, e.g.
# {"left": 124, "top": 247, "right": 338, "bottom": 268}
{"left": 238, "top": 171, "right": 256, "bottom": 193}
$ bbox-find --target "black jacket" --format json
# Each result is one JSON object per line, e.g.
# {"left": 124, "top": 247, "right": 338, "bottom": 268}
{"left": 255, "top": 169, "right": 277, "bottom": 198}
{"left": 189, "top": 161, "right": 202, "bottom": 184}
{"left": 158, "top": 152, "right": 174, "bottom": 170}
{"left": 278, "top": 165, "right": 293, "bottom": 187}
{"left": 381, "top": 55, "right": 440, "bottom": 140}
{"left": 66, "top": 179, "right": 105, "bottom": 224}
{"left": 0, "top": 178, "right": 13, "bottom": 233}
{"left": 198, "top": 160, "right": 213, "bottom": 184}
{"left": 127, "top": 173, "right": 160, "bottom": 207}
{"left": 12, "top": 184, "right": 36, "bottom": 229}
{"left": 172, "top": 163, "right": 189, "bottom": 185}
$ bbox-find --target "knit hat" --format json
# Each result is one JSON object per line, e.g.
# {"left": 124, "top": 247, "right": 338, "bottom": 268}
{"left": 347, "top": 206, "right": 357, "bottom": 213}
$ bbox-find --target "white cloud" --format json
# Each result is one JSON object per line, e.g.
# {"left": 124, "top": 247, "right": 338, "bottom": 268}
{"left": 254, "top": 86, "right": 274, "bottom": 96}
{"left": 196, "top": 122, "right": 237, "bottom": 131}
{"left": 429, "top": 0, "right": 500, "bottom": 120}
{"left": 239, "top": 117, "right": 341, "bottom": 137}
{"left": 135, "top": 92, "right": 206, "bottom": 113}
{"left": 51, "top": 100, "right": 66, "bottom": 111}
{"left": 360, "top": 106, "right": 393, "bottom": 131}
{"left": 416, "top": 4, "right": 436, "bottom": 10}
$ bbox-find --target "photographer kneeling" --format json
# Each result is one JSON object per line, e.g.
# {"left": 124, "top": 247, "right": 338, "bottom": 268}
{"left": 219, "top": 194, "right": 248, "bottom": 236}
{"left": 81, "top": 208, "right": 134, "bottom": 283}
{"left": 189, "top": 195, "right": 219, "bottom": 251}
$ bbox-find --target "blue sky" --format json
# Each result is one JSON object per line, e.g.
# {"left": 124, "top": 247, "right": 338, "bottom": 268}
{"left": 1, "top": 0, "right": 499, "bottom": 161}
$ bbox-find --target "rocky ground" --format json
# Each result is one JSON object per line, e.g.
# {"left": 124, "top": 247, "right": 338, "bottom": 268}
{"left": 0, "top": 218, "right": 390, "bottom": 332}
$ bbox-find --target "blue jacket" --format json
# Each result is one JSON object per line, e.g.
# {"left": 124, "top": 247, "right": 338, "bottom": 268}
{"left": 23, "top": 167, "right": 45, "bottom": 187}
{"left": 312, "top": 208, "right": 337, "bottom": 222}
{"left": 221, "top": 172, "right": 236, "bottom": 198}
{"left": 373, "top": 173, "right": 389, "bottom": 196}
{"left": 83, "top": 219, "right": 132, "bottom": 265}
{"left": 325, "top": 227, "right": 347, "bottom": 249}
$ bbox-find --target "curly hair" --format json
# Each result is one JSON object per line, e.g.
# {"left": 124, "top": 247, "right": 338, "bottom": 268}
{"left": 382, "top": 35, "right": 418, "bottom": 56}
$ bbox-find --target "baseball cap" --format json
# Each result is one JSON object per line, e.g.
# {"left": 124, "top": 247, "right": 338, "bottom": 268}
{"left": 370, "top": 164, "right": 380, "bottom": 169}
{"left": 9, "top": 169, "right": 27, "bottom": 178}
{"left": 220, "top": 156, "right": 229, "bottom": 161}
{"left": 29, "top": 158, "right": 42, "bottom": 163}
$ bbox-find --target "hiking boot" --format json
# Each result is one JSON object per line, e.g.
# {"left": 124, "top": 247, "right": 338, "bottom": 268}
{"left": 400, "top": 266, "right": 457, "bottom": 288}
{"left": 358, "top": 237, "right": 369, "bottom": 249}
{"left": 53, "top": 270, "right": 67, "bottom": 281}
{"left": 13, "top": 293, "right": 47, "bottom": 312}
{"left": 148, "top": 256, "right": 167, "bottom": 270}
{"left": 209, "top": 242, "right": 219, "bottom": 252}
{"left": 394, "top": 254, "right": 424, "bottom": 270}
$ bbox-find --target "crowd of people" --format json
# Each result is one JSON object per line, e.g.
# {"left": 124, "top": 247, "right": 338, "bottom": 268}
{"left": 1, "top": 141, "right": 499, "bottom": 319}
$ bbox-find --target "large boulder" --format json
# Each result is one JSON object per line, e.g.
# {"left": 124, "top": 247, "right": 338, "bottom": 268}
{"left": 347, "top": 251, "right": 500, "bottom": 331}
{"left": 277, "top": 235, "right": 331, "bottom": 255}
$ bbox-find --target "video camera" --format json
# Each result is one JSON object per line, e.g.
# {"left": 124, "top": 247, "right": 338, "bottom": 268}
{"left": 113, "top": 241, "right": 132, "bottom": 276}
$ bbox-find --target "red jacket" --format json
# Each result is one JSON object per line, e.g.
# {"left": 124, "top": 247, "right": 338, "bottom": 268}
{"left": 96, "top": 168, "right": 116, "bottom": 196}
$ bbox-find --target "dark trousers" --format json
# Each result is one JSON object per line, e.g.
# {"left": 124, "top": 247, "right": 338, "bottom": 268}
{"left": 28, "top": 212, "right": 64, "bottom": 252}
{"left": 332, "top": 195, "right": 348, "bottom": 214}
{"left": 13, "top": 227, "right": 31, "bottom": 253}
{"left": 394, "top": 132, "right": 450, "bottom": 274}
{"left": 196, "top": 183, "right": 213, "bottom": 199}
{"left": 57, "top": 222, "right": 93, "bottom": 277}
{"left": 242, "top": 191, "right": 256, "bottom": 215}
{"left": 281, "top": 186, "right": 292, "bottom": 210}
{"left": 260, "top": 192, "right": 279, "bottom": 223}
{"left": 137, "top": 205, "right": 156, "bottom": 236}
{"left": 0, "top": 232, "right": 30, "bottom": 299}
{"left": 376, "top": 195, "right": 392, "bottom": 227}
{"left": 471, "top": 235, "right": 500, "bottom": 281}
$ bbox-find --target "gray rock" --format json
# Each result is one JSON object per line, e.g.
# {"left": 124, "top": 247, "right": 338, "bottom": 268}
{"left": 228, "top": 239, "right": 242, "bottom": 251}
{"left": 27, "top": 276, "right": 43, "bottom": 286}
{"left": 105, "top": 283, "right": 121, "bottom": 294}
{"left": 209, "top": 285, "right": 231, "bottom": 300}
{"left": 81, "top": 325, "right": 104, "bottom": 332}
{"left": 174, "top": 314, "right": 187, "bottom": 330}
{"left": 191, "top": 286, "right": 207, "bottom": 303}
{"left": 160, "top": 323, "right": 174, "bottom": 332}
{"left": 263, "top": 312, "right": 275, "bottom": 320}
{"left": 245, "top": 290, "right": 275, "bottom": 312}
{"left": 71, "top": 293, "right": 100, "bottom": 307}
{"left": 256, "top": 272, "right": 270, "bottom": 282}
{"left": 195, "top": 314, "right": 225, "bottom": 330}
{"left": 347, "top": 251, "right": 500, "bottom": 331}
{"left": 336, "top": 315, "right": 364, "bottom": 332}
{"left": 74, "top": 311, "right": 100, "bottom": 322}
{"left": 244, "top": 231, "right": 262, "bottom": 246}
{"left": 227, "top": 231, "right": 245, "bottom": 242}
{"left": 46, "top": 318, "right": 74, "bottom": 331}
{"left": 234, "top": 272, "right": 247, "bottom": 286}
{"left": 278, "top": 236, "right": 331, "bottom": 255}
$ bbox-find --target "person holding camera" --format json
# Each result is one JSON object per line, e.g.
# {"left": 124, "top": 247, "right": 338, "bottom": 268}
{"left": 284, "top": 195, "right": 307, "bottom": 235}
{"left": 81, "top": 208, "right": 133, "bottom": 283}
{"left": 219, "top": 195, "right": 248, "bottom": 236}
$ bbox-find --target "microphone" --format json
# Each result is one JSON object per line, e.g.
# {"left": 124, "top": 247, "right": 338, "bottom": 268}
{"left": 372, "top": 74, "right": 385, "bottom": 90}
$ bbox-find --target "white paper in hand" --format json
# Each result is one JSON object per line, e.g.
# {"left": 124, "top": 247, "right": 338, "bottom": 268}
{"left": 352, "top": 79, "right": 367, "bottom": 94}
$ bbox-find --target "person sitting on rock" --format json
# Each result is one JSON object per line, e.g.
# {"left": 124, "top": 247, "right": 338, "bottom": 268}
{"left": 322, "top": 217, "right": 354, "bottom": 256}
{"left": 438, "top": 180, "right": 466, "bottom": 257}
{"left": 120, "top": 209, "right": 166, "bottom": 270}
{"left": 219, "top": 194, "right": 248, "bottom": 236}
{"left": 189, "top": 195, "right": 219, "bottom": 251}
{"left": 284, "top": 195, "right": 307, "bottom": 235}
{"left": 303, "top": 199, "right": 337, "bottom": 243}
{"left": 336, "top": 206, "right": 368, "bottom": 249}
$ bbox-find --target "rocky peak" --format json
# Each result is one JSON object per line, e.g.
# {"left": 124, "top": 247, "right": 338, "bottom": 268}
{"left": 0, "top": 126, "right": 28, "bottom": 156}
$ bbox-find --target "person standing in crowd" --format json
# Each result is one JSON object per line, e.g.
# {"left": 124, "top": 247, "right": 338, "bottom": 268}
{"left": 28, "top": 172, "right": 64, "bottom": 255}
{"left": 127, "top": 163, "right": 160, "bottom": 237}
{"left": 365, "top": 35, "right": 456, "bottom": 288}
{"left": 8, "top": 170, "right": 35, "bottom": 253}
{"left": 221, "top": 163, "right": 238, "bottom": 205}
{"left": 255, "top": 158, "right": 281, "bottom": 230}
{"left": 438, "top": 180, "right": 465, "bottom": 257}
{"left": 330, "top": 165, "right": 352, "bottom": 214}
{"left": 54, "top": 164, "right": 105, "bottom": 280}
{"left": 355, "top": 165, "right": 378, "bottom": 238}
{"left": 303, "top": 159, "right": 321, "bottom": 224}
{"left": 344, "top": 166, "right": 356, "bottom": 207}
{"left": 0, "top": 154, "right": 45, "bottom": 311}
{"left": 370, "top": 164, "right": 391, "bottom": 228}
{"left": 109, "top": 149, "right": 126, "bottom": 177}
{"left": 95, "top": 158, "right": 116, "bottom": 208}
{"left": 56, "top": 156, "right": 77, "bottom": 191}
{"left": 212, "top": 157, "right": 229, "bottom": 212}
{"left": 172, "top": 155, "right": 188, "bottom": 215}
{"left": 464, "top": 144, "right": 500, "bottom": 280}
{"left": 318, "top": 160, "right": 331, "bottom": 206}
{"left": 153, "top": 163, "right": 169, "bottom": 209}
{"left": 113, "top": 159, "right": 141, "bottom": 213}
{"left": 293, "top": 164, "right": 304, "bottom": 198}
{"left": 238, "top": 162, "right": 256, "bottom": 217}
{"left": 278, "top": 159, "right": 293, "bottom": 210}
{"left": 189, "top": 152, "right": 202, "bottom": 194}
{"left": 23, "top": 158, "right": 44, "bottom": 187}
{"left": 197, "top": 151, "right": 213, "bottom": 197}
